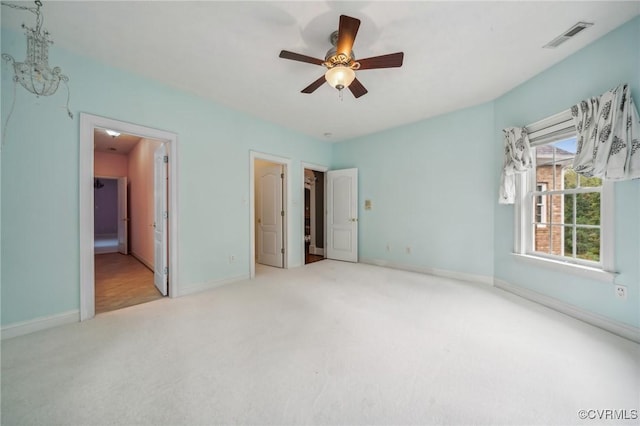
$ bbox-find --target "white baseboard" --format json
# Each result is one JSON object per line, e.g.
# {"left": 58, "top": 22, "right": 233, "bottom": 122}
{"left": 131, "top": 252, "right": 154, "bottom": 271}
{"left": 360, "top": 258, "right": 494, "bottom": 286}
{"left": 1, "top": 310, "right": 79, "bottom": 340}
{"left": 494, "top": 279, "right": 640, "bottom": 343}
{"left": 309, "top": 246, "right": 324, "bottom": 256}
{"left": 179, "top": 273, "right": 250, "bottom": 297}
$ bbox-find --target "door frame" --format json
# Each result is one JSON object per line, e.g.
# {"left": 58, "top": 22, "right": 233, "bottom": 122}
{"left": 79, "top": 113, "right": 179, "bottom": 321}
{"left": 301, "top": 162, "right": 328, "bottom": 263}
{"left": 249, "top": 151, "right": 291, "bottom": 278}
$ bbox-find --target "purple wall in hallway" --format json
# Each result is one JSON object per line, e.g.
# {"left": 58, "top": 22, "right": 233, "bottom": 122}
{"left": 94, "top": 178, "right": 118, "bottom": 235}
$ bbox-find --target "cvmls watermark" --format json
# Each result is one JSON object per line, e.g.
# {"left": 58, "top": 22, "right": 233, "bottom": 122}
{"left": 578, "top": 409, "right": 638, "bottom": 421}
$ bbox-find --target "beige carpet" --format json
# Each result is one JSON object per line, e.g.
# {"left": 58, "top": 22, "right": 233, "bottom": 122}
{"left": 1, "top": 261, "right": 638, "bottom": 425}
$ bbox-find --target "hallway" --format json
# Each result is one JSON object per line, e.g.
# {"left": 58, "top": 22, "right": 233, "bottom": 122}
{"left": 95, "top": 253, "right": 163, "bottom": 314}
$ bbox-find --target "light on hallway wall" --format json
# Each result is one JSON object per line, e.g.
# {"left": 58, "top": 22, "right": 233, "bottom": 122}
{"left": 105, "top": 130, "right": 121, "bottom": 138}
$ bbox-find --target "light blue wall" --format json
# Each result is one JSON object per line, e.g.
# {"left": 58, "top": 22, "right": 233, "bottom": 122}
{"left": 493, "top": 17, "right": 640, "bottom": 328}
{"left": 1, "top": 28, "right": 331, "bottom": 325}
{"left": 333, "top": 103, "right": 496, "bottom": 279}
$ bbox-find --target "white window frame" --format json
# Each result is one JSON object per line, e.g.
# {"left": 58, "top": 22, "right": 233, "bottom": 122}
{"left": 513, "top": 110, "right": 616, "bottom": 282}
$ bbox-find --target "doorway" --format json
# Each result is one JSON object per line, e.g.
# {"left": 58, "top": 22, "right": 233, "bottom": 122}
{"left": 80, "top": 114, "right": 179, "bottom": 321}
{"left": 255, "top": 159, "right": 285, "bottom": 268}
{"left": 92, "top": 129, "right": 166, "bottom": 314}
{"left": 249, "top": 151, "right": 291, "bottom": 278}
{"left": 93, "top": 177, "right": 123, "bottom": 255}
{"left": 304, "top": 168, "right": 325, "bottom": 264}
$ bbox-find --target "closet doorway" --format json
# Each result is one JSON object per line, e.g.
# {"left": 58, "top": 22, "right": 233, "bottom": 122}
{"left": 302, "top": 163, "right": 327, "bottom": 264}
{"left": 249, "top": 151, "right": 291, "bottom": 279}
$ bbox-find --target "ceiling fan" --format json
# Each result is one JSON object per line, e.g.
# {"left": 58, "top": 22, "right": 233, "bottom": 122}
{"left": 279, "top": 15, "right": 404, "bottom": 98}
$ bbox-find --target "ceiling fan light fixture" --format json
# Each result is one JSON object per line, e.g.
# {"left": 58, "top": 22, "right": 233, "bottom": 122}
{"left": 279, "top": 15, "right": 403, "bottom": 98}
{"left": 325, "top": 65, "right": 356, "bottom": 91}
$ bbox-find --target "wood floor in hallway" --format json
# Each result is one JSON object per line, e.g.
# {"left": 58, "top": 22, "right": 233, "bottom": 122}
{"left": 305, "top": 252, "right": 324, "bottom": 264}
{"left": 95, "top": 253, "right": 163, "bottom": 314}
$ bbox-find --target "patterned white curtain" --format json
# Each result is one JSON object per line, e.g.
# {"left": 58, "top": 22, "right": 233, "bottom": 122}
{"left": 499, "top": 127, "right": 532, "bottom": 204}
{"left": 572, "top": 83, "right": 640, "bottom": 180}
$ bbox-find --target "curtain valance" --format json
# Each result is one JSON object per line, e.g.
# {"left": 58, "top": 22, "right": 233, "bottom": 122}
{"left": 499, "top": 127, "right": 531, "bottom": 204}
{"left": 572, "top": 83, "right": 640, "bottom": 180}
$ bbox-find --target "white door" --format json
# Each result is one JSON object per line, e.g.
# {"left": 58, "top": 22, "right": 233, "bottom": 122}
{"left": 154, "top": 144, "right": 168, "bottom": 296}
{"left": 327, "top": 168, "right": 358, "bottom": 262}
{"left": 117, "top": 177, "right": 128, "bottom": 254}
{"left": 257, "top": 163, "right": 284, "bottom": 268}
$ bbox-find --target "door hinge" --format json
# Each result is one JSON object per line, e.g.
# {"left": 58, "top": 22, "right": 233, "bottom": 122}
{"left": 281, "top": 248, "right": 285, "bottom": 254}
{"left": 163, "top": 155, "right": 169, "bottom": 164}
{"left": 281, "top": 173, "right": 284, "bottom": 179}
{"left": 281, "top": 210, "right": 285, "bottom": 217}
{"left": 163, "top": 267, "right": 168, "bottom": 275}
{"left": 163, "top": 211, "right": 168, "bottom": 219}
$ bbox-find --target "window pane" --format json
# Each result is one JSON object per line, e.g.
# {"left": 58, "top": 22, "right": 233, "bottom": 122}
{"left": 550, "top": 139, "right": 576, "bottom": 189}
{"left": 535, "top": 145, "right": 554, "bottom": 195}
{"left": 576, "top": 192, "right": 600, "bottom": 225}
{"left": 564, "top": 193, "right": 575, "bottom": 224}
{"left": 527, "top": 135, "right": 605, "bottom": 266}
{"left": 564, "top": 168, "right": 578, "bottom": 189}
{"left": 549, "top": 194, "right": 563, "bottom": 225}
{"left": 576, "top": 228, "right": 600, "bottom": 261}
{"left": 579, "top": 175, "right": 603, "bottom": 188}
{"left": 548, "top": 225, "right": 564, "bottom": 256}
{"left": 563, "top": 226, "right": 574, "bottom": 259}
{"left": 533, "top": 223, "right": 550, "bottom": 254}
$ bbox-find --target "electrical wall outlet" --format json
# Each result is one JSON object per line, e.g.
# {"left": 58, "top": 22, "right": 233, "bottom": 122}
{"left": 614, "top": 285, "right": 627, "bottom": 300}
{"left": 229, "top": 255, "right": 236, "bottom": 263}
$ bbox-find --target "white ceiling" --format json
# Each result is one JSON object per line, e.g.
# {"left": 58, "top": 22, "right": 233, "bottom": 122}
{"left": 2, "top": 1, "right": 639, "bottom": 142}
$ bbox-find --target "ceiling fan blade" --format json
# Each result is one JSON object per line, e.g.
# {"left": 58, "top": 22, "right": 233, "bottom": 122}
{"left": 348, "top": 77, "right": 368, "bottom": 98}
{"left": 336, "top": 15, "right": 361, "bottom": 57}
{"left": 279, "top": 50, "right": 325, "bottom": 66}
{"left": 301, "top": 75, "right": 327, "bottom": 94}
{"left": 357, "top": 52, "right": 404, "bottom": 70}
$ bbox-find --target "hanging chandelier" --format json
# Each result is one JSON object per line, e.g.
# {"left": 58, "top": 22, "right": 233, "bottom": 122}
{"left": 2, "top": 0, "right": 72, "bottom": 118}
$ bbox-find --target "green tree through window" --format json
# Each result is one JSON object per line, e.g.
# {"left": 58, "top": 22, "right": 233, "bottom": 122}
{"left": 563, "top": 169, "right": 601, "bottom": 261}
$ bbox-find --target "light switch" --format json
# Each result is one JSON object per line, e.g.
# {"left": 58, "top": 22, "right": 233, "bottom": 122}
{"left": 364, "top": 199, "right": 372, "bottom": 210}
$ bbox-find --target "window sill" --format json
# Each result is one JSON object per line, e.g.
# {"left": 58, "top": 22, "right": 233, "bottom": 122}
{"left": 511, "top": 253, "right": 617, "bottom": 283}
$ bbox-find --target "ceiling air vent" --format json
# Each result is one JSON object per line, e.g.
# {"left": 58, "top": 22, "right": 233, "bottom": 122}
{"left": 543, "top": 21, "right": 594, "bottom": 49}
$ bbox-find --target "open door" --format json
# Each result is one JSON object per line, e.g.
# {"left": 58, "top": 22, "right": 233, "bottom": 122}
{"left": 256, "top": 163, "right": 284, "bottom": 268}
{"left": 117, "top": 177, "right": 128, "bottom": 255}
{"left": 154, "top": 143, "right": 168, "bottom": 296}
{"left": 327, "top": 168, "right": 358, "bottom": 262}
